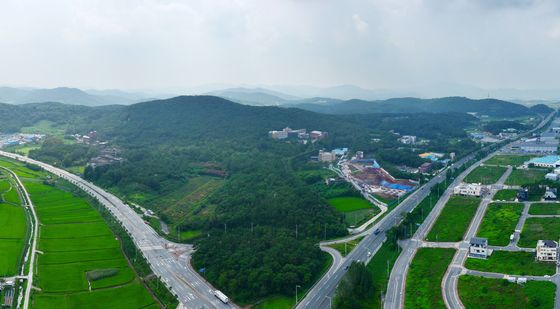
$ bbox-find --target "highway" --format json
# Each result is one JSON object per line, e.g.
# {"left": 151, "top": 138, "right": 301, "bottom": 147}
{"left": 303, "top": 112, "right": 555, "bottom": 309}
{"left": 0, "top": 151, "right": 233, "bottom": 309}
{"left": 384, "top": 112, "right": 555, "bottom": 309}
{"left": 297, "top": 150, "right": 477, "bottom": 309}
{"left": 383, "top": 150, "right": 491, "bottom": 309}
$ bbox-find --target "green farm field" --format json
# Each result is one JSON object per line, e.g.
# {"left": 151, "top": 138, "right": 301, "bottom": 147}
{"left": 506, "top": 169, "right": 548, "bottom": 186}
{"left": 0, "top": 172, "right": 26, "bottom": 276}
{"left": 458, "top": 276, "right": 555, "bottom": 309}
{"left": 485, "top": 155, "right": 535, "bottom": 167}
{"left": 477, "top": 203, "right": 524, "bottom": 246}
{"left": 17, "top": 170, "right": 157, "bottom": 308}
{"left": 327, "top": 196, "right": 373, "bottom": 212}
{"left": 518, "top": 217, "right": 560, "bottom": 248}
{"left": 405, "top": 248, "right": 455, "bottom": 308}
{"left": 426, "top": 196, "right": 480, "bottom": 242}
{"left": 529, "top": 203, "right": 560, "bottom": 215}
{"left": 465, "top": 251, "right": 556, "bottom": 276}
{"left": 464, "top": 165, "right": 507, "bottom": 184}
{"left": 33, "top": 283, "right": 156, "bottom": 309}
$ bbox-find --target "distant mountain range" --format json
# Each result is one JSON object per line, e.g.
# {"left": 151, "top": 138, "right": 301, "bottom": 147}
{"left": 286, "top": 97, "right": 553, "bottom": 117}
{"left": 204, "top": 87, "right": 300, "bottom": 106}
{"left": 0, "top": 86, "right": 555, "bottom": 118}
{"left": 0, "top": 87, "right": 156, "bottom": 106}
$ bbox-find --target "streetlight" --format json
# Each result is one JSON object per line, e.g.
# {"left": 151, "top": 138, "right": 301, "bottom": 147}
{"left": 295, "top": 285, "right": 301, "bottom": 304}
{"left": 326, "top": 296, "right": 332, "bottom": 309}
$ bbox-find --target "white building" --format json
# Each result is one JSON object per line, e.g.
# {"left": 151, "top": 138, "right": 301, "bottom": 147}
{"left": 546, "top": 173, "right": 559, "bottom": 181}
{"left": 536, "top": 240, "right": 558, "bottom": 262}
{"left": 544, "top": 187, "right": 557, "bottom": 201}
{"left": 355, "top": 151, "right": 364, "bottom": 160}
{"left": 398, "top": 135, "right": 417, "bottom": 145}
{"left": 269, "top": 130, "right": 288, "bottom": 139}
{"left": 454, "top": 183, "right": 483, "bottom": 197}
{"left": 318, "top": 150, "right": 336, "bottom": 163}
{"left": 469, "top": 237, "right": 489, "bottom": 258}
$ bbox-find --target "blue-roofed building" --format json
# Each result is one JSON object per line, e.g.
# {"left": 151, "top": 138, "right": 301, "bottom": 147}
{"left": 332, "top": 148, "right": 348, "bottom": 156}
{"left": 526, "top": 155, "right": 560, "bottom": 168}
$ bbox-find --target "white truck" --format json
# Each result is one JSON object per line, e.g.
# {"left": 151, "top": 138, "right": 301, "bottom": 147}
{"left": 214, "top": 290, "right": 229, "bottom": 304}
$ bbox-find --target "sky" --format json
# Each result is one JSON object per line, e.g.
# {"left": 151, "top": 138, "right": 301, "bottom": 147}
{"left": 1, "top": 0, "right": 560, "bottom": 96}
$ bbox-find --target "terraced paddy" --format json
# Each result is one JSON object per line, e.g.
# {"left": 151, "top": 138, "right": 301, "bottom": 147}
{"left": 0, "top": 171, "right": 27, "bottom": 277}
{"left": 5, "top": 166, "right": 158, "bottom": 308}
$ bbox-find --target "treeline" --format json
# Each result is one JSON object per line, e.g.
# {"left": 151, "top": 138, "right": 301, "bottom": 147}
{"left": 29, "top": 137, "right": 98, "bottom": 168}
{"left": 483, "top": 120, "right": 527, "bottom": 134}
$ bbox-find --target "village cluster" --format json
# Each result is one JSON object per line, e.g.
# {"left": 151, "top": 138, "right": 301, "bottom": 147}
{"left": 0, "top": 133, "right": 44, "bottom": 148}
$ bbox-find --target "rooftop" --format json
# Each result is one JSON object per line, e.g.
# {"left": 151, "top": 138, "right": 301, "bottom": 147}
{"left": 470, "top": 237, "right": 488, "bottom": 246}
{"left": 528, "top": 155, "right": 560, "bottom": 165}
{"left": 538, "top": 240, "right": 558, "bottom": 248}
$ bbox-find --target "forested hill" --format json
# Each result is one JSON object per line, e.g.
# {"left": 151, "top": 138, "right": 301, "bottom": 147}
{"left": 0, "top": 95, "right": 518, "bottom": 304}
{"left": 0, "top": 102, "right": 123, "bottom": 132}
{"left": 291, "top": 96, "right": 553, "bottom": 117}
{"left": 113, "top": 95, "right": 354, "bottom": 143}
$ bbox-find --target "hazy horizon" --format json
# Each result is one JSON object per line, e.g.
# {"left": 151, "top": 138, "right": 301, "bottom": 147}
{"left": 1, "top": 1, "right": 560, "bottom": 99}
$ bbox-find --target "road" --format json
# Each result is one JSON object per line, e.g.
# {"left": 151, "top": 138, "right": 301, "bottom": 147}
{"left": 297, "top": 147, "right": 480, "bottom": 309}
{"left": 0, "top": 151, "right": 233, "bottom": 309}
{"left": 383, "top": 150, "right": 493, "bottom": 309}
{"left": 383, "top": 112, "right": 555, "bottom": 309}
{"left": 0, "top": 166, "right": 38, "bottom": 309}
{"left": 442, "top": 166, "right": 512, "bottom": 309}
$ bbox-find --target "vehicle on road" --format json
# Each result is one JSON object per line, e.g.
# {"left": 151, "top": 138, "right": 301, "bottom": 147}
{"left": 214, "top": 290, "right": 229, "bottom": 304}
{"left": 374, "top": 228, "right": 381, "bottom": 235}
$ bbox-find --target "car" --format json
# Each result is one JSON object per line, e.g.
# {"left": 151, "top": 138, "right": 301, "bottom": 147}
{"left": 344, "top": 265, "right": 349, "bottom": 270}
{"left": 374, "top": 228, "right": 381, "bottom": 235}
{"left": 367, "top": 251, "right": 372, "bottom": 257}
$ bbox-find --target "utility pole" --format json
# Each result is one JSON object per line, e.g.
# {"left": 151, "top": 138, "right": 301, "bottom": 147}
{"left": 295, "top": 285, "right": 301, "bottom": 304}
{"left": 177, "top": 226, "right": 180, "bottom": 242}
{"left": 324, "top": 223, "right": 327, "bottom": 240}
{"left": 224, "top": 223, "right": 227, "bottom": 234}
{"left": 326, "top": 296, "right": 332, "bottom": 309}
{"left": 345, "top": 242, "right": 347, "bottom": 256}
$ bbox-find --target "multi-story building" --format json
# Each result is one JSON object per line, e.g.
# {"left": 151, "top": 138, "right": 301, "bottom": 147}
{"left": 398, "top": 135, "right": 417, "bottom": 145}
{"left": 355, "top": 151, "right": 364, "bottom": 160}
{"left": 469, "top": 237, "right": 489, "bottom": 258}
{"left": 318, "top": 150, "right": 336, "bottom": 163}
{"left": 536, "top": 240, "right": 558, "bottom": 262}
{"left": 454, "top": 183, "right": 483, "bottom": 197}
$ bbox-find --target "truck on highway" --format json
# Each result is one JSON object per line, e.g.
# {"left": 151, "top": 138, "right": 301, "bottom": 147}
{"left": 214, "top": 290, "right": 229, "bottom": 304}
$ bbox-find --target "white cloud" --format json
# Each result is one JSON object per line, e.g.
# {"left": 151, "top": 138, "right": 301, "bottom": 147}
{"left": 0, "top": 0, "right": 559, "bottom": 94}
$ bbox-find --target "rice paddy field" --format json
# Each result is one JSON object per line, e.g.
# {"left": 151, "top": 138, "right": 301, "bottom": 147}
{"left": 0, "top": 159, "right": 158, "bottom": 308}
{"left": 0, "top": 171, "right": 27, "bottom": 277}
